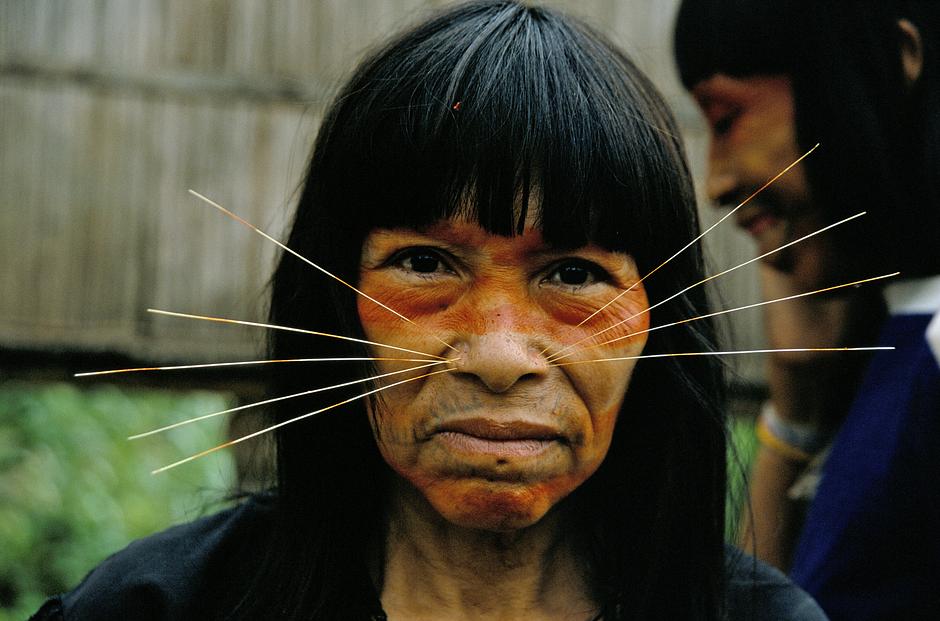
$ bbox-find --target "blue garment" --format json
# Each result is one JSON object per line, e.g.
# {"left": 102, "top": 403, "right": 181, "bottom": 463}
{"left": 790, "top": 298, "right": 940, "bottom": 620}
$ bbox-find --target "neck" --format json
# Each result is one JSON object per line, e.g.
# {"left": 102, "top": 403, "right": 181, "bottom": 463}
{"left": 377, "top": 479, "right": 598, "bottom": 621}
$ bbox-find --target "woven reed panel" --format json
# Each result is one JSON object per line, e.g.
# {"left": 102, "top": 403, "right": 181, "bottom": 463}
{"left": 0, "top": 0, "right": 763, "bottom": 380}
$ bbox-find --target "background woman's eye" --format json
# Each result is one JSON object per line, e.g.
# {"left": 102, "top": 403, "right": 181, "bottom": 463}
{"left": 547, "top": 260, "right": 608, "bottom": 287}
{"left": 712, "top": 112, "right": 737, "bottom": 136}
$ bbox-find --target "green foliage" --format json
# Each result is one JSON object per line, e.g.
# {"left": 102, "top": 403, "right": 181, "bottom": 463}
{"left": 726, "top": 415, "right": 759, "bottom": 540}
{"left": 0, "top": 381, "right": 236, "bottom": 620}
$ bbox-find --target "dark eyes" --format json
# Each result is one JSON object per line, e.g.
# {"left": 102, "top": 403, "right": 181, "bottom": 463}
{"left": 391, "top": 247, "right": 609, "bottom": 290}
{"left": 544, "top": 259, "right": 609, "bottom": 289}
{"left": 712, "top": 111, "right": 738, "bottom": 136}
{"left": 402, "top": 250, "right": 443, "bottom": 273}
{"left": 392, "top": 247, "right": 452, "bottom": 275}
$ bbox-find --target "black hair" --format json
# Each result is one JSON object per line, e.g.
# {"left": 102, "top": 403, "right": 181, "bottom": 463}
{"left": 239, "top": 2, "right": 727, "bottom": 619}
{"left": 675, "top": 0, "right": 940, "bottom": 277}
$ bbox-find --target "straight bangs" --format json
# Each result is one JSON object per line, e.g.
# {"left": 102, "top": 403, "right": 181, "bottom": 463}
{"left": 308, "top": 1, "right": 699, "bottom": 278}
{"left": 674, "top": 0, "right": 796, "bottom": 88}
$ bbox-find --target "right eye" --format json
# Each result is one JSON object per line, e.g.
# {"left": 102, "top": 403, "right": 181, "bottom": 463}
{"left": 392, "top": 247, "right": 454, "bottom": 276}
{"left": 712, "top": 111, "right": 738, "bottom": 136}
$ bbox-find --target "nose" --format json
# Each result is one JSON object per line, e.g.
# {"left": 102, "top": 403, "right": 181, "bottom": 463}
{"left": 453, "top": 332, "right": 549, "bottom": 393}
{"left": 705, "top": 146, "right": 739, "bottom": 206}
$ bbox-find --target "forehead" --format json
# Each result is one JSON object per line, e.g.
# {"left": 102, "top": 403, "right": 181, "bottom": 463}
{"left": 363, "top": 218, "right": 552, "bottom": 260}
{"left": 692, "top": 74, "right": 793, "bottom": 108}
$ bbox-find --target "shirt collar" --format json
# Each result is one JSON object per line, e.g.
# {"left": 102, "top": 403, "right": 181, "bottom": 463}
{"left": 883, "top": 275, "right": 940, "bottom": 315}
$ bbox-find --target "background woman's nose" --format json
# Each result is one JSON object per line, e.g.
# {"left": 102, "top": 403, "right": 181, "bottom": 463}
{"left": 706, "top": 166, "right": 739, "bottom": 206}
{"left": 452, "top": 332, "right": 548, "bottom": 393}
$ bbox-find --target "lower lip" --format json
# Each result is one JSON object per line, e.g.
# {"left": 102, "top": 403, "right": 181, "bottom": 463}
{"left": 744, "top": 213, "right": 779, "bottom": 237}
{"left": 436, "top": 431, "right": 556, "bottom": 458}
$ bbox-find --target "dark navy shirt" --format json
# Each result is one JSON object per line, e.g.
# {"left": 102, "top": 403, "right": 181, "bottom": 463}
{"left": 790, "top": 280, "right": 940, "bottom": 621}
{"left": 31, "top": 499, "right": 826, "bottom": 620}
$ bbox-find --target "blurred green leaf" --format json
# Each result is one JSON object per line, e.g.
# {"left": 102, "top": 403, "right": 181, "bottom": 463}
{"left": 726, "top": 415, "right": 758, "bottom": 540}
{"left": 0, "top": 381, "right": 236, "bottom": 618}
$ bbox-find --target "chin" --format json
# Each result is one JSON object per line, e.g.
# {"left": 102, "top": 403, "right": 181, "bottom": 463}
{"left": 792, "top": 252, "right": 847, "bottom": 291}
{"left": 423, "top": 479, "right": 559, "bottom": 531}
{"left": 764, "top": 244, "right": 839, "bottom": 291}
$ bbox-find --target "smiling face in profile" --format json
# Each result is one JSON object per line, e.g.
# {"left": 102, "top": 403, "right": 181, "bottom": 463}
{"left": 358, "top": 218, "right": 649, "bottom": 532}
{"left": 692, "top": 74, "right": 843, "bottom": 288}
{"left": 691, "top": 75, "right": 813, "bottom": 249}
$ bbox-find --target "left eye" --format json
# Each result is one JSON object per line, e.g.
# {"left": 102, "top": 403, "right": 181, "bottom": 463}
{"left": 545, "top": 260, "right": 608, "bottom": 288}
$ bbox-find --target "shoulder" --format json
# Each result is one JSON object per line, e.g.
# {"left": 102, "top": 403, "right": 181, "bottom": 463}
{"left": 31, "top": 496, "right": 272, "bottom": 621}
{"left": 725, "top": 546, "right": 828, "bottom": 621}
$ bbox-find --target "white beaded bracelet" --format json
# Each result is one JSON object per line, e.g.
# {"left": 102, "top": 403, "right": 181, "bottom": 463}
{"left": 756, "top": 401, "right": 829, "bottom": 462}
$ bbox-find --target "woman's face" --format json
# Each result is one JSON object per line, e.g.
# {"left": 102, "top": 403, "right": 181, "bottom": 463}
{"left": 692, "top": 74, "right": 839, "bottom": 288}
{"left": 358, "top": 218, "right": 648, "bottom": 531}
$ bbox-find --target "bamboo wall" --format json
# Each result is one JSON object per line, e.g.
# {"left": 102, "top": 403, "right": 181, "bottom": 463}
{"left": 0, "top": 0, "right": 764, "bottom": 380}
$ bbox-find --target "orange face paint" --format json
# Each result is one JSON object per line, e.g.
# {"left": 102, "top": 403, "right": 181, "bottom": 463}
{"left": 358, "top": 219, "right": 648, "bottom": 531}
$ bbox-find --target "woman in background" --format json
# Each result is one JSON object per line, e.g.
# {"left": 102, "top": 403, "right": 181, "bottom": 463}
{"left": 34, "top": 2, "right": 825, "bottom": 619}
{"left": 676, "top": 1, "right": 940, "bottom": 618}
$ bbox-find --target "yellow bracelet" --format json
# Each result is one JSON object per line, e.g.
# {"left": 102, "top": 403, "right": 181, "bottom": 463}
{"left": 755, "top": 417, "right": 814, "bottom": 463}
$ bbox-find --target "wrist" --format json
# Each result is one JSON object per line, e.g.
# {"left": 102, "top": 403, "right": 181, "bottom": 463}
{"left": 756, "top": 401, "right": 829, "bottom": 463}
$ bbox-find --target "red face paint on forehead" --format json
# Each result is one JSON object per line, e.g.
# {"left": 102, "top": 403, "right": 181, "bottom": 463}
{"left": 357, "top": 218, "right": 649, "bottom": 532}
{"left": 369, "top": 219, "right": 553, "bottom": 262}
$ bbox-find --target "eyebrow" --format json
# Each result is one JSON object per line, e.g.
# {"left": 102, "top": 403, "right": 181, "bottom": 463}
{"left": 372, "top": 225, "right": 625, "bottom": 265}
{"left": 364, "top": 229, "right": 485, "bottom": 264}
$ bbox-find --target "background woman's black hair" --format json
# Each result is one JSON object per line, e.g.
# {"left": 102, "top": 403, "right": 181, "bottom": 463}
{"left": 238, "top": 2, "right": 727, "bottom": 619}
{"left": 674, "top": 0, "right": 940, "bottom": 278}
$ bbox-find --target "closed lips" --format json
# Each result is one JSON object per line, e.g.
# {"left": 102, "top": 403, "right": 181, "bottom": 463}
{"left": 436, "top": 419, "right": 562, "bottom": 441}
{"left": 434, "top": 419, "right": 563, "bottom": 457}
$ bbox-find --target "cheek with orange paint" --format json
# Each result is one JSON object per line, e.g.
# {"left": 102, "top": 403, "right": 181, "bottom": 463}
{"left": 360, "top": 278, "right": 464, "bottom": 322}
{"left": 356, "top": 278, "right": 457, "bottom": 367}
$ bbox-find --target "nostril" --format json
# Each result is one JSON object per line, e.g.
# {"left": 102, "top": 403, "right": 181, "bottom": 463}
{"left": 518, "top": 371, "right": 540, "bottom": 383}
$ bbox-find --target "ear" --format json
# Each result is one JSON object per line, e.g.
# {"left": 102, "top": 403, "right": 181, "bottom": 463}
{"left": 897, "top": 18, "right": 924, "bottom": 87}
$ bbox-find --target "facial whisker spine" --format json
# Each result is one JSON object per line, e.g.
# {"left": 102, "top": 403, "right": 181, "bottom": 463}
{"left": 550, "top": 272, "right": 900, "bottom": 362}
{"left": 146, "top": 308, "right": 448, "bottom": 360}
{"left": 128, "top": 359, "right": 452, "bottom": 440}
{"left": 574, "top": 144, "right": 820, "bottom": 329}
{"left": 546, "top": 210, "right": 867, "bottom": 363}
{"left": 188, "top": 190, "right": 459, "bottom": 354}
{"left": 150, "top": 366, "right": 456, "bottom": 474}
{"left": 548, "top": 347, "right": 894, "bottom": 368}
{"left": 540, "top": 144, "right": 820, "bottom": 359}
{"left": 75, "top": 357, "right": 445, "bottom": 377}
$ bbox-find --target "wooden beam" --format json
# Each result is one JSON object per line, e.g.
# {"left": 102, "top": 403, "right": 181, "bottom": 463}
{"left": 0, "top": 60, "right": 329, "bottom": 104}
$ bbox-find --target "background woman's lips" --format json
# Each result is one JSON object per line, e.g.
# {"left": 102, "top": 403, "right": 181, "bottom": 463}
{"left": 736, "top": 207, "right": 780, "bottom": 238}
